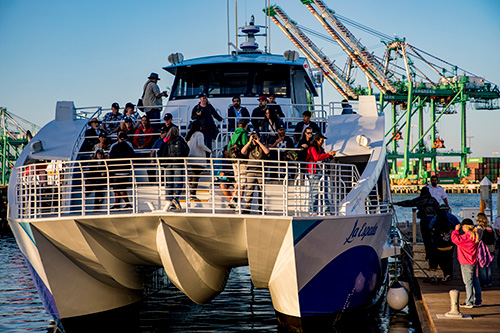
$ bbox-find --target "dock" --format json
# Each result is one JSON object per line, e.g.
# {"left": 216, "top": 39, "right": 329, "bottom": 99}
{"left": 409, "top": 245, "right": 500, "bottom": 332}
{"left": 392, "top": 183, "right": 498, "bottom": 194}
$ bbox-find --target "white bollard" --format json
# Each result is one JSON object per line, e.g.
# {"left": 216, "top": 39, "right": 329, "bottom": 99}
{"left": 445, "top": 289, "right": 462, "bottom": 318}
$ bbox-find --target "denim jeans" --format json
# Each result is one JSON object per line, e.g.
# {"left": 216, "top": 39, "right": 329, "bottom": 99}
{"left": 307, "top": 174, "right": 321, "bottom": 213}
{"left": 165, "top": 165, "right": 184, "bottom": 200}
{"left": 479, "top": 264, "right": 493, "bottom": 287}
{"left": 460, "top": 264, "right": 482, "bottom": 306}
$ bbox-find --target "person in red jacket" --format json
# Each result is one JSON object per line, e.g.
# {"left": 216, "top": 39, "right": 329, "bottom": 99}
{"left": 306, "top": 133, "right": 336, "bottom": 214}
{"left": 133, "top": 115, "right": 155, "bottom": 151}
{"left": 451, "top": 218, "right": 482, "bottom": 308}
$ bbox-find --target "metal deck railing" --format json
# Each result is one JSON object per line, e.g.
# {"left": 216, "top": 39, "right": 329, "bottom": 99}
{"left": 12, "top": 157, "right": 389, "bottom": 220}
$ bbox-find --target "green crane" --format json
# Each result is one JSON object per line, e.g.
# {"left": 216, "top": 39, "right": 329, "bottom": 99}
{"left": 0, "top": 107, "right": 38, "bottom": 186}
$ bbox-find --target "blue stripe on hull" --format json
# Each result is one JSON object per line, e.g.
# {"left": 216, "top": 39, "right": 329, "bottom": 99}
{"left": 298, "top": 245, "right": 380, "bottom": 316}
{"left": 22, "top": 252, "right": 60, "bottom": 319}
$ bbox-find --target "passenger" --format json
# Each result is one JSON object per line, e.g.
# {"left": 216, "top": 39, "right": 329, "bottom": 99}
{"left": 227, "top": 96, "right": 250, "bottom": 132}
{"left": 109, "top": 131, "right": 135, "bottom": 209}
{"left": 215, "top": 146, "right": 236, "bottom": 206}
{"left": 394, "top": 186, "right": 439, "bottom": 270}
{"left": 158, "top": 127, "right": 190, "bottom": 211}
{"left": 119, "top": 118, "right": 137, "bottom": 144}
{"left": 268, "top": 94, "right": 285, "bottom": 118}
{"left": 268, "top": 125, "right": 294, "bottom": 180}
{"left": 149, "top": 126, "right": 168, "bottom": 183}
{"left": 87, "top": 149, "right": 107, "bottom": 211}
{"left": 261, "top": 107, "right": 285, "bottom": 144}
{"left": 142, "top": 72, "right": 168, "bottom": 131}
{"left": 133, "top": 115, "right": 155, "bottom": 151}
{"left": 476, "top": 213, "right": 497, "bottom": 287}
{"left": 451, "top": 219, "right": 482, "bottom": 308}
{"left": 102, "top": 102, "right": 124, "bottom": 135}
{"left": 163, "top": 113, "right": 179, "bottom": 133}
{"left": 429, "top": 205, "right": 459, "bottom": 283}
{"left": 122, "top": 102, "right": 141, "bottom": 129}
{"left": 186, "top": 121, "right": 212, "bottom": 201}
{"left": 306, "top": 133, "right": 336, "bottom": 214}
{"left": 293, "top": 111, "right": 321, "bottom": 144}
{"left": 227, "top": 119, "right": 249, "bottom": 207}
{"left": 241, "top": 130, "right": 269, "bottom": 213}
{"left": 341, "top": 99, "right": 355, "bottom": 115}
{"left": 251, "top": 96, "right": 268, "bottom": 131}
{"left": 83, "top": 118, "right": 102, "bottom": 154}
{"left": 427, "top": 175, "right": 450, "bottom": 209}
{"left": 191, "top": 93, "right": 223, "bottom": 151}
{"left": 93, "top": 132, "right": 109, "bottom": 158}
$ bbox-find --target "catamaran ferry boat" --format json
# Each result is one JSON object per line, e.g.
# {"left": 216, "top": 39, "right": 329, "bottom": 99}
{"left": 8, "top": 15, "right": 395, "bottom": 332}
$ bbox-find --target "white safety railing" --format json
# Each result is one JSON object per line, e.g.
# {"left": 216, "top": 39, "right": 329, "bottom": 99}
{"left": 12, "top": 157, "right": 390, "bottom": 220}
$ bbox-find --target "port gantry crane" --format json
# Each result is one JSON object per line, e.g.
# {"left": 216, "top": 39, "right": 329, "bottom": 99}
{"left": 0, "top": 107, "right": 37, "bottom": 186}
{"left": 266, "top": 0, "right": 500, "bottom": 183}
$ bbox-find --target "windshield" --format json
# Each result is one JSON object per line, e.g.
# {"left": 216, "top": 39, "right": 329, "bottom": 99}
{"left": 170, "top": 63, "right": 291, "bottom": 99}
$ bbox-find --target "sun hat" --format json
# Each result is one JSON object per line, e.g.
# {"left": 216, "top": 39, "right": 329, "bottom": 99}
{"left": 148, "top": 73, "right": 160, "bottom": 80}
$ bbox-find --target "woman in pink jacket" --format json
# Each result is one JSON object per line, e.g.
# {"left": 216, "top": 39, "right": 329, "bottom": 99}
{"left": 451, "top": 218, "right": 482, "bottom": 308}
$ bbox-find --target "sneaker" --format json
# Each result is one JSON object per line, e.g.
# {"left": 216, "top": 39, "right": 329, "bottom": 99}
{"left": 474, "top": 303, "right": 483, "bottom": 307}
{"left": 442, "top": 275, "right": 452, "bottom": 283}
{"left": 124, "top": 204, "right": 132, "bottom": 209}
{"left": 172, "top": 198, "right": 181, "bottom": 210}
{"left": 459, "top": 303, "right": 473, "bottom": 309}
{"left": 110, "top": 205, "right": 121, "bottom": 209}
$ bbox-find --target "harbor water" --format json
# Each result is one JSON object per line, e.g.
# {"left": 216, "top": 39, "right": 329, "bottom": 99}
{"left": 3, "top": 192, "right": 495, "bottom": 332}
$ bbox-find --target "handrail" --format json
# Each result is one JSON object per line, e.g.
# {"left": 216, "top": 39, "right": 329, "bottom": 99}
{"left": 12, "top": 157, "right": 389, "bottom": 220}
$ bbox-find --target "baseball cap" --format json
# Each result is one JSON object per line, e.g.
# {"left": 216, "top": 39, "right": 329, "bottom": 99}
{"left": 163, "top": 113, "right": 173, "bottom": 120}
{"left": 111, "top": 102, "right": 119, "bottom": 109}
{"left": 258, "top": 95, "right": 268, "bottom": 101}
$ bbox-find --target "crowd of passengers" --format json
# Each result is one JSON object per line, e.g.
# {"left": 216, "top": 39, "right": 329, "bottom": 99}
{"left": 82, "top": 73, "right": 339, "bottom": 212}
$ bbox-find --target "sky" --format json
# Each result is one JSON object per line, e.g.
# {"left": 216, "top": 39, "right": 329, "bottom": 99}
{"left": 1, "top": 0, "right": 499, "bottom": 158}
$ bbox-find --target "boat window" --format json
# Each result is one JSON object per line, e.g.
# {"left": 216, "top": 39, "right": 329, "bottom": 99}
{"left": 208, "top": 68, "right": 251, "bottom": 96}
{"left": 252, "top": 66, "right": 289, "bottom": 97}
{"left": 170, "top": 64, "right": 291, "bottom": 99}
{"left": 172, "top": 69, "right": 206, "bottom": 98}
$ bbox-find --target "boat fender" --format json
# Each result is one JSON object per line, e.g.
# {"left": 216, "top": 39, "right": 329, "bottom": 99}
{"left": 386, "top": 281, "right": 408, "bottom": 310}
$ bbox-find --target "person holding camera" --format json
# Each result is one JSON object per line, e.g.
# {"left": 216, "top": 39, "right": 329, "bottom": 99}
{"left": 240, "top": 131, "right": 269, "bottom": 213}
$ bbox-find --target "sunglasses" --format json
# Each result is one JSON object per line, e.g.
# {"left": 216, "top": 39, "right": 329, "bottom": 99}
{"left": 305, "top": 132, "right": 312, "bottom": 135}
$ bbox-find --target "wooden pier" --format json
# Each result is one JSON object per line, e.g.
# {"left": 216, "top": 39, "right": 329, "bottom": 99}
{"left": 392, "top": 183, "right": 498, "bottom": 194}
{"left": 409, "top": 246, "right": 500, "bottom": 332}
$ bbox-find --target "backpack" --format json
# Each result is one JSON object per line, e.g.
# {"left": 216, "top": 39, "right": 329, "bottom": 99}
{"left": 477, "top": 240, "right": 494, "bottom": 268}
{"left": 228, "top": 132, "right": 245, "bottom": 159}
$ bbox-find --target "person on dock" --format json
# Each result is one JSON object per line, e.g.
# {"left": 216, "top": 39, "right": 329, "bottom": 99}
{"left": 429, "top": 204, "right": 459, "bottom": 282}
{"left": 476, "top": 212, "right": 497, "bottom": 287}
{"left": 133, "top": 115, "right": 155, "bottom": 152}
{"left": 87, "top": 149, "right": 107, "bottom": 211}
{"left": 92, "top": 132, "right": 109, "bottom": 158}
{"left": 394, "top": 187, "right": 440, "bottom": 270}
{"left": 163, "top": 113, "right": 178, "bottom": 133}
{"left": 427, "top": 175, "right": 450, "bottom": 209}
{"left": 191, "top": 93, "right": 223, "bottom": 151}
{"left": 268, "top": 94, "right": 285, "bottom": 118}
{"left": 83, "top": 118, "right": 102, "bottom": 154}
{"left": 451, "top": 218, "right": 482, "bottom": 308}
{"left": 122, "top": 102, "right": 140, "bottom": 129}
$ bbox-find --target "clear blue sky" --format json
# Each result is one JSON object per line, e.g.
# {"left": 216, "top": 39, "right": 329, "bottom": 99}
{"left": 1, "top": 0, "right": 499, "bottom": 158}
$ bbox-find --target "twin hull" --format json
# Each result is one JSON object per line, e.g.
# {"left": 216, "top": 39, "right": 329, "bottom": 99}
{"left": 10, "top": 212, "right": 391, "bottom": 323}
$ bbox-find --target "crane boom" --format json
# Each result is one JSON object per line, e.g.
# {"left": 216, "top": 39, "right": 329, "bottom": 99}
{"left": 265, "top": 5, "right": 357, "bottom": 99}
{"left": 301, "top": 0, "right": 398, "bottom": 94}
